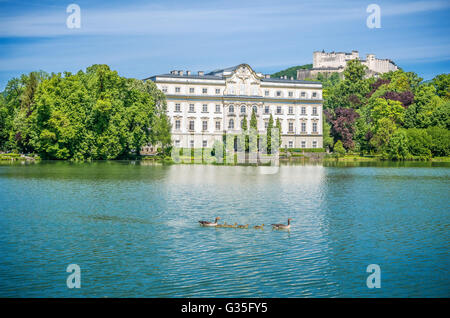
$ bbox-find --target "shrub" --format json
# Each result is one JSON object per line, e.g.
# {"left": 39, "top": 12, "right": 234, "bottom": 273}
{"left": 333, "top": 140, "right": 346, "bottom": 156}
{"left": 405, "top": 128, "right": 432, "bottom": 159}
{"left": 426, "top": 126, "right": 450, "bottom": 157}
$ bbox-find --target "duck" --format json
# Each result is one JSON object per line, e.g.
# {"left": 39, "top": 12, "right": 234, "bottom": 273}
{"left": 254, "top": 224, "right": 264, "bottom": 230}
{"left": 271, "top": 218, "right": 292, "bottom": 230}
{"left": 198, "top": 217, "right": 220, "bottom": 227}
{"left": 237, "top": 224, "right": 249, "bottom": 229}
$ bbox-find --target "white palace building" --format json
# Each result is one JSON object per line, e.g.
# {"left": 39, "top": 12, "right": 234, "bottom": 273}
{"left": 146, "top": 64, "right": 323, "bottom": 150}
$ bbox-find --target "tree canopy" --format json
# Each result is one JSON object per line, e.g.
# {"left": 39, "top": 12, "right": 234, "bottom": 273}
{"left": 0, "top": 65, "right": 171, "bottom": 159}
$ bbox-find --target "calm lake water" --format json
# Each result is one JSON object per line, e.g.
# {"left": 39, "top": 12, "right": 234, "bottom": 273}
{"left": 0, "top": 161, "right": 449, "bottom": 297}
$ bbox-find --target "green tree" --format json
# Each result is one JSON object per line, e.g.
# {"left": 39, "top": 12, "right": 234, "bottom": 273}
{"left": 275, "top": 118, "right": 282, "bottom": 149}
{"left": 426, "top": 126, "right": 450, "bottom": 157}
{"left": 431, "top": 73, "right": 450, "bottom": 99}
{"left": 333, "top": 140, "right": 346, "bottom": 156}
{"left": 386, "top": 129, "right": 410, "bottom": 160}
{"left": 370, "top": 98, "right": 405, "bottom": 125}
{"left": 266, "top": 114, "right": 274, "bottom": 154}
{"left": 370, "top": 118, "right": 397, "bottom": 154}
{"left": 405, "top": 128, "right": 432, "bottom": 159}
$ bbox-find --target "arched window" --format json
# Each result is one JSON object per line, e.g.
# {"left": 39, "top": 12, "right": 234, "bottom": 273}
{"left": 241, "top": 105, "right": 246, "bottom": 114}
{"left": 229, "top": 105, "right": 234, "bottom": 113}
{"left": 252, "top": 105, "right": 258, "bottom": 113}
{"left": 228, "top": 119, "right": 234, "bottom": 129}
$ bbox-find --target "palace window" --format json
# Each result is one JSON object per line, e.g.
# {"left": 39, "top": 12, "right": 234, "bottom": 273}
{"left": 215, "top": 104, "right": 221, "bottom": 113}
{"left": 228, "top": 119, "right": 234, "bottom": 129}
{"left": 276, "top": 106, "right": 282, "bottom": 114}
{"left": 175, "top": 87, "right": 181, "bottom": 93}
{"left": 229, "top": 105, "right": 234, "bottom": 113}
{"left": 215, "top": 121, "right": 221, "bottom": 130}
{"left": 301, "top": 141, "right": 306, "bottom": 148}
{"left": 289, "top": 141, "right": 293, "bottom": 148}
{"left": 175, "top": 140, "right": 180, "bottom": 147}
{"left": 190, "top": 140, "right": 194, "bottom": 148}
{"left": 264, "top": 121, "right": 268, "bottom": 129}
{"left": 241, "top": 105, "right": 246, "bottom": 114}
{"left": 162, "top": 86, "right": 168, "bottom": 93}
{"left": 203, "top": 140, "right": 208, "bottom": 148}
{"left": 301, "top": 92, "right": 306, "bottom": 98}
{"left": 215, "top": 88, "right": 220, "bottom": 94}
{"left": 189, "top": 104, "right": 195, "bottom": 113}
{"left": 202, "top": 104, "right": 208, "bottom": 113}
{"left": 301, "top": 122, "right": 306, "bottom": 132}
{"left": 288, "top": 91, "right": 293, "bottom": 97}
{"left": 288, "top": 106, "right": 293, "bottom": 115}
{"left": 288, "top": 122, "right": 294, "bottom": 132}
{"left": 276, "top": 91, "right": 282, "bottom": 97}
{"left": 175, "top": 120, "right": 180, "bottom": 130}
{"left": 252, "top": 105, "right": 258, "bottom": 113}
{"left": 175, "top": 103, "right": 181, "bottom": 112}
{"left": 202, "top": 88, "right": 208, "bottom": 94}
{"left": 264, "top": 106, "right": 270, "bottom": 114}
{"left": 265, "top": 90, "right": 269, "bottom": 96}
{"left": 189, "top": 120, "right": 195, "bottom": 131}
{"left": 312, "top": 141, "right": 317, "bottom": 148}
{"left": 312, "top": 107, "right": 318, "bottom": 115}
{"left": 202, "top": 121, "right": 208, "bottom": 131}
{"left": 312, "top": 122, "right": 317, "bottom": 132}
{"left": 189, "top": 87, "right": 195, "bottom": 94}
{"left": 301, "top": 107, "right": 306, "bottom": 115}
{"left": 312, "top": 92, "right": 317, "bottom": 98}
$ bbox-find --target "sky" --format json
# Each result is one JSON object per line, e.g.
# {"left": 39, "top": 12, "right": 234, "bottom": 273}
{"left": 0, "top": 0, "right": 449, "bottom": 89}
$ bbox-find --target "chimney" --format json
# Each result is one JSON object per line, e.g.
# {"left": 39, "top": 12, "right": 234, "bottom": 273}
{"left": 186, "top": 70, "right": 191, "bottom": 76}
{"left": 178, "top": 70, "right": 183, "bottom": 76}
{"left": 198, "top": 71, "right": 204, "bottom": 76}
{"left": 290, "top": 76, "right": 294, "bottom": 80}
{"left": 265, "top": 74, "right": 271, "bottom": 78}
{"left": 170, "top": 70, "right": 176, "bottom": 75}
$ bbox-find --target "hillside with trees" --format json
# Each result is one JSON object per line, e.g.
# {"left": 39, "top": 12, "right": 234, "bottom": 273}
{"left": 0, "top": 65, "right": 171, "bottom": 160}
{"left": 271, "top": 64, "right": 312, "bottom": 79}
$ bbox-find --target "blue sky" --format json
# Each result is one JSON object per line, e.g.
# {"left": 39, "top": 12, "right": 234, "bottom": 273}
{"left": 1, "top": 0, "right": 449, "bottom": 89}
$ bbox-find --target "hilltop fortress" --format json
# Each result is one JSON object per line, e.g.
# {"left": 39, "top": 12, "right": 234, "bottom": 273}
{"left": 297, "top": 50, "right": 398, "bottom": 80}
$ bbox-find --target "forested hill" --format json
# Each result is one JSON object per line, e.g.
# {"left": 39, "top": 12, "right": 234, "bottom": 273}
{"left": 271, "top": 64, "right": 312, "bottom": 78}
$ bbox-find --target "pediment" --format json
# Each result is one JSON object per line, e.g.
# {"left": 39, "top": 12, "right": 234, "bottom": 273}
{"left": 225, "top": 64, "right": 262, "bottom": 95}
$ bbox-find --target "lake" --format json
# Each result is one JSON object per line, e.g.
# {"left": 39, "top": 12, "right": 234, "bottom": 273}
{"left": 0, "top": 161, "right": 449, "bottom": 297}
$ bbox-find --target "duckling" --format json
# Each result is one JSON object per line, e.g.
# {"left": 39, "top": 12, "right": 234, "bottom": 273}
{"left": 254, "top": 224, "right": 264, "bottom": 230}
{"left": 237, "top": 224, "right": 249, "bottom": 229}
{"left": 227, "top": 222, "right": 237, "bottom": 228}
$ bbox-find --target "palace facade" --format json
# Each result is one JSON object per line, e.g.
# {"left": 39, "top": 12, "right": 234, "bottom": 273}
{"left": 146, "top": 64, "right": 323, "bottom": 150}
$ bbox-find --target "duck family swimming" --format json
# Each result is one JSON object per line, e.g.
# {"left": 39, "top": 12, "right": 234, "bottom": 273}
{"left": 198, "top": 218, "right": 291, "bottom": 230}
